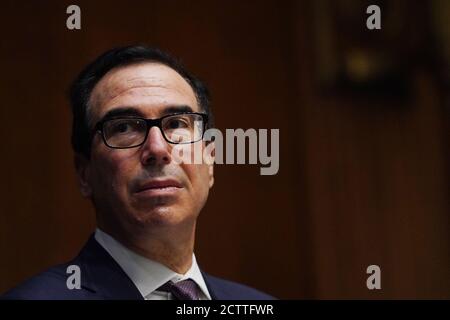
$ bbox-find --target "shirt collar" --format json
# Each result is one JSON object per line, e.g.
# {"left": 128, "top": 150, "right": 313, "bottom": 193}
{"left": 94, "top": 228, "right": 211, "bottom": 299}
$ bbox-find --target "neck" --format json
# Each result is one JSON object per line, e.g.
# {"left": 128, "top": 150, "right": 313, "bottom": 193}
{"left": 98, "top": 221, "right": 196, "bottom": 274}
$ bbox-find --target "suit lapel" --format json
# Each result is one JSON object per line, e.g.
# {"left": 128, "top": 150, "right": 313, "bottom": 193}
{"left": 72, "top": 234, "right": 225, "bottom": 300}
{"left": 73, "top": 234, "right": 144, "bottom": 300}
{"left": 201, "top": 271, "right": 221, "bottom": 300}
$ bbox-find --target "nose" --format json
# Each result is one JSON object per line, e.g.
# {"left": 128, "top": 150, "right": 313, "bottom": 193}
{"left": 140, "top": 126, "right": 171, "bottom": 166}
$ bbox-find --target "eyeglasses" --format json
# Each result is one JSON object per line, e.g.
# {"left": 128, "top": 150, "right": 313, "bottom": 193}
{"left": 94, "top": 112, "right": 208, "bottom": 149}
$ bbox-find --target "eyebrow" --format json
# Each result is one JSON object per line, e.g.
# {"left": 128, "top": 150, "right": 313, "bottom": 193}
{"left": 98, "top": 105, "right": 194, "bottom": 123}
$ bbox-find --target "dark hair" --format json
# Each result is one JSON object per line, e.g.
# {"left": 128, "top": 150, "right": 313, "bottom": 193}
{"left": 69, "top": 45, "right": 213, "bottom": 158}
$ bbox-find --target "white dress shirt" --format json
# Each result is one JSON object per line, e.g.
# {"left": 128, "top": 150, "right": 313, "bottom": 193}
{"left": 94, "top": 228, "right": 211, "bottom": 300}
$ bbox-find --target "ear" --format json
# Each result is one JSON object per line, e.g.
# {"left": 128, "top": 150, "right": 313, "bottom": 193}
{"left": 208, "top": 162, "right": 214, "bottom": 188}
{"left": 74, "top": 153, "right": 93, "bottom": 198}
{"left": 204, "top": 141, "right": 215, "bottom": 188}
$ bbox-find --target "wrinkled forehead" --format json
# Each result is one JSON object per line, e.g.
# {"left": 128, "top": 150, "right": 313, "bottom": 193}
{"left": 88, "top": 62, "right": 198, "bottom": 122}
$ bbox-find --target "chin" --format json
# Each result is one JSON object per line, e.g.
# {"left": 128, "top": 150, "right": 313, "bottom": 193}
{"left": 131, "top": 205, "right": 187, "bottom": 228}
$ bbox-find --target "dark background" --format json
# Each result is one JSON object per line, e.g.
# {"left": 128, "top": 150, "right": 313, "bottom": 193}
{"left": 0, "top": 0, "right": 449, "bottom": 299}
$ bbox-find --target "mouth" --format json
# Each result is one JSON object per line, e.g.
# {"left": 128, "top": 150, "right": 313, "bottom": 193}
{"left": 134, "top": 178, "right": 183, "bottom": 197}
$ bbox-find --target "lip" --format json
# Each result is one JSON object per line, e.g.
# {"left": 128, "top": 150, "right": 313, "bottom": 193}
{"left": 134, "top": 178, "right": 183, "bottom": 197}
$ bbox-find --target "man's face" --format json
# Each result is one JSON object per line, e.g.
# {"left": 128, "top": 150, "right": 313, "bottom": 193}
{"left": 77, "top": 62, "right": 214, "bottom": 234}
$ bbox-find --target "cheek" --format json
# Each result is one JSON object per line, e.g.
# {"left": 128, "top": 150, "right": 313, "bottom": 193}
{"left": 182, "top": 163, "right": 211, "bottom": 200}
{"left": 91, "top": 151, "right": 135, "bottom": 195}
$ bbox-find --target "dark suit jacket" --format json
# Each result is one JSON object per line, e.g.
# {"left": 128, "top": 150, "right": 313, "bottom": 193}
{"left": 2, "top": 235, "right": 275, "bottom": 300}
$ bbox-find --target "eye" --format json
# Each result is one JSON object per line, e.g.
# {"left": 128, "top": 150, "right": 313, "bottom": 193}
{"left": 116, "top": 122, "right": 131, "bottom": 133}
{"left": 166, "top": 118, "right": 189, "bottom": 129}
{"left": 106, "top": 119, "right": 143, "bottom": 136}
{"left": 111, "top": 121, "right": 134, "bottom": 134}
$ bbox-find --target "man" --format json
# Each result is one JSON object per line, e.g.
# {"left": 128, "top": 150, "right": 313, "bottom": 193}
{"left": 2, "top": 45, "right": 274, "bottom": 300}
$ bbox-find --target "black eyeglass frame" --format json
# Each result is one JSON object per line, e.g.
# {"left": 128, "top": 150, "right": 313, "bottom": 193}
{"left": 94, "top": 112, "right": 209, "bottom": 149}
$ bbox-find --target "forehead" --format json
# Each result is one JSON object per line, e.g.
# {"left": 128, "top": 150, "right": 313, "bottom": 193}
{"left": 89, "top": 62, "right": 198, "bottom": 121}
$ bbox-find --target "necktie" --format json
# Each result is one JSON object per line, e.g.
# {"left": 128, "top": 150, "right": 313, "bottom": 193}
{"left": 157, "top": 279, "right": 200, "bottom": 300}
